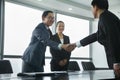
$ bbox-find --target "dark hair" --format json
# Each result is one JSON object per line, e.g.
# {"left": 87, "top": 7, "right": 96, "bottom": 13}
{"left": 56, "top": 21, "right": 64, "bottom": 27}
{"left": 91, "top": 0, "right": 109, "bottom": 10}
{"left": 42, "top": 10, "right": 53, "bottom": 18}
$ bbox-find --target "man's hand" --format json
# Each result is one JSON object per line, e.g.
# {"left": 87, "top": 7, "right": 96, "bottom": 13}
{"left": 67, "top": 43, "right": 76, "bottom": 52}
{"left": 61, "top": 43, "right": 76, "bottom": 52}
{"left": 113, "top": 63, "right": 120, "bottom": 79}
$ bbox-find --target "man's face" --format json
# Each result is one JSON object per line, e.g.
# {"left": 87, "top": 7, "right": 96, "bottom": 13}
{"left": 92, "top": 5, "right": 98, "bottom": 18}
{"left": 43, "top": 13, "right": 54, "bottom": 26}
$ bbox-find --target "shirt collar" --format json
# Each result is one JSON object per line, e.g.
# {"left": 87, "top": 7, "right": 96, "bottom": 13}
{"left": 44, "top": 24, "right": 49, "bottom": 30}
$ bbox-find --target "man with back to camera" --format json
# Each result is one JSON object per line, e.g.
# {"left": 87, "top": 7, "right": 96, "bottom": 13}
{"left": 71, "top": 0, "right": 120, "bottom": 78}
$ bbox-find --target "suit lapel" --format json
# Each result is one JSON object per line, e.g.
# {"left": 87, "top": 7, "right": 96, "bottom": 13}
{"left": 63, "top": 35, "right": 67, "bottom": 44}
{"left": 55, "top": 33, "right": 61, "bottom": 43}
{"left": 40, "top": 23, "right": 50, "bottom": 37}
{"left": 55, "top": 33, "right": 68, "bottom": 44}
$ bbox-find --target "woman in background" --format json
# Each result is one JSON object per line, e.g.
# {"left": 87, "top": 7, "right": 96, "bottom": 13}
{"left": 50, "top": 21, "right": 71, "bottom": 71}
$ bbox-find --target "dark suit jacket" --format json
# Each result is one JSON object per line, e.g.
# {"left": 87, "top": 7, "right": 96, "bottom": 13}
{"left": 50, "top": 33, "right": 71, "bottom": 67}
{"left": 22, "top": 23, "right": 59, "bottom": 67}
{"left": 80, "top": 10, "right": 120, "bottom": 69}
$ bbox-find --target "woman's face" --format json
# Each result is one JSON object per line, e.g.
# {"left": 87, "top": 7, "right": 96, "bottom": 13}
{"left": 56, "top": 22, "right": 64, "bottom": 33}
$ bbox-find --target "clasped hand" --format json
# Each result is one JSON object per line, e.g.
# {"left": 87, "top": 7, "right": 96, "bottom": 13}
{"left": 62, "top": 43, "right": 76, "bottom": 52}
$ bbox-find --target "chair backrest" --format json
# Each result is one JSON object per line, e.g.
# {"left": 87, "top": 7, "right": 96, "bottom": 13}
{"left": 81, "top": 61, "right": 96, "bottom": 70}
{"left": 68, "top": 61, "right": 80, "bottom": 71}
{"left": 0, "top": 60, "right": 13, "bottom": 74}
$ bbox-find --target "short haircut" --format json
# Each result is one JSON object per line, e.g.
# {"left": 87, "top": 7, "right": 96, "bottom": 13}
{"left": 42, "top": 10, "right": 53, "bottom": 18}
{"left": 91, "top": 0, "right": 109, "bottom": 10}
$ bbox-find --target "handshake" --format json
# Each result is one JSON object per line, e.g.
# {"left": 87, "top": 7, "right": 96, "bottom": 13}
{"left": 61, "top": 43, "right": 76, "bottom": 52}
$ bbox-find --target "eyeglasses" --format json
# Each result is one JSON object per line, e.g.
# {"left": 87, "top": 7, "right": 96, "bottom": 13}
{"left": 46, "top": 16, "right": 54, "bottom": 20}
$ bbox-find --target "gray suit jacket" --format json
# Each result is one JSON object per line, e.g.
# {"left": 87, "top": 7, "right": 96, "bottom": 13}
{"left": 22, "top": 23, "right": 59, "bottom": 67}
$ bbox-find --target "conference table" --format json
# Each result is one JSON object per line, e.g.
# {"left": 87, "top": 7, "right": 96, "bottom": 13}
{"left": 0, "top": 70, "right": 116, "bottom": 80}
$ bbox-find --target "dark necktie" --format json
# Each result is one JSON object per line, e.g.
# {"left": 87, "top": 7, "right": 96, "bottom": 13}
{"left": 48, "top": 29, "right": 52, "bottom": 38}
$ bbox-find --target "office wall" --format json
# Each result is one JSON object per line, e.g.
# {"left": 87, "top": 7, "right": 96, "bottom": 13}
{"left": 110, "top": 6, "right": 120, "bottom": 18}
{"left": 91, "top": 7, "right": 120, "bottom": 68}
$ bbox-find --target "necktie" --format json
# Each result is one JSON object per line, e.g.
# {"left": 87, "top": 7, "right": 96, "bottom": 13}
{"left": 48, "top": 29, "right": 52, "bottom": 38}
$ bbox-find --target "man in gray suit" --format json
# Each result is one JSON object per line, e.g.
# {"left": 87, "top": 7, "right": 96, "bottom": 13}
{"left": 22, "top": 11, "right": 74, "bottom": 72}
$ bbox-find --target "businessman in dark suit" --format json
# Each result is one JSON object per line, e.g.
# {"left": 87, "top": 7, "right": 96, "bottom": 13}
{"left": 72, "top": 0, "right": 120, "bottom": 77}
{"left": 50, "top": 21, "right": 71, "bottom": 71}
{"left": 22, "top": 11, "right": 75, "bottom": 72}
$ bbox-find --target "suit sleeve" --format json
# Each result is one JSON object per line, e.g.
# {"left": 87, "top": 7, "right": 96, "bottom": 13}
{"left": 65, "top": 36, "right": 71, "bottom": 54}
{"left": 80, "top": 33, "right": 97, "bottom": 46}
{"left": 67, "top": 36, "right": 71, "bottom": 55}
{"left": 33, "top": 27, "right": 59, "bottom": 50}
{"left": 68, "top": 36, "right": 70, "bottom": 43}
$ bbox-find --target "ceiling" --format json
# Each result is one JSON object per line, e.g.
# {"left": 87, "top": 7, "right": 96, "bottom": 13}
{"left": 6, "top": 0, "right": 120, "bottom": 20}
{"left": 70, "top": 0, "right": 120, "bottom": 7}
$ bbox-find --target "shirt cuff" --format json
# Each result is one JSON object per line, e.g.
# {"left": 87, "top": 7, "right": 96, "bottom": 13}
{"left": 114, "top": 63, "right": 120, "bottom": 66}
{"left": 58, "top": 44, "right": 62, "bottom": 50}
{"left": 76, "top": 41, "right": 81, "bottom": 48}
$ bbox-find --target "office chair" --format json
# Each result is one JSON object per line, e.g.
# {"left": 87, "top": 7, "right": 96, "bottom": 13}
{"left": 81, "top": 61, "right": 96, "bottom": 70}
{"left": 81, "top": 61, "right": 109, "bottom": 71}
{"left": 68, "top": 61, "right": 80, "bottom": 71}
{"left": 0, "top": 60, "right": 13, "bottom": 74}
